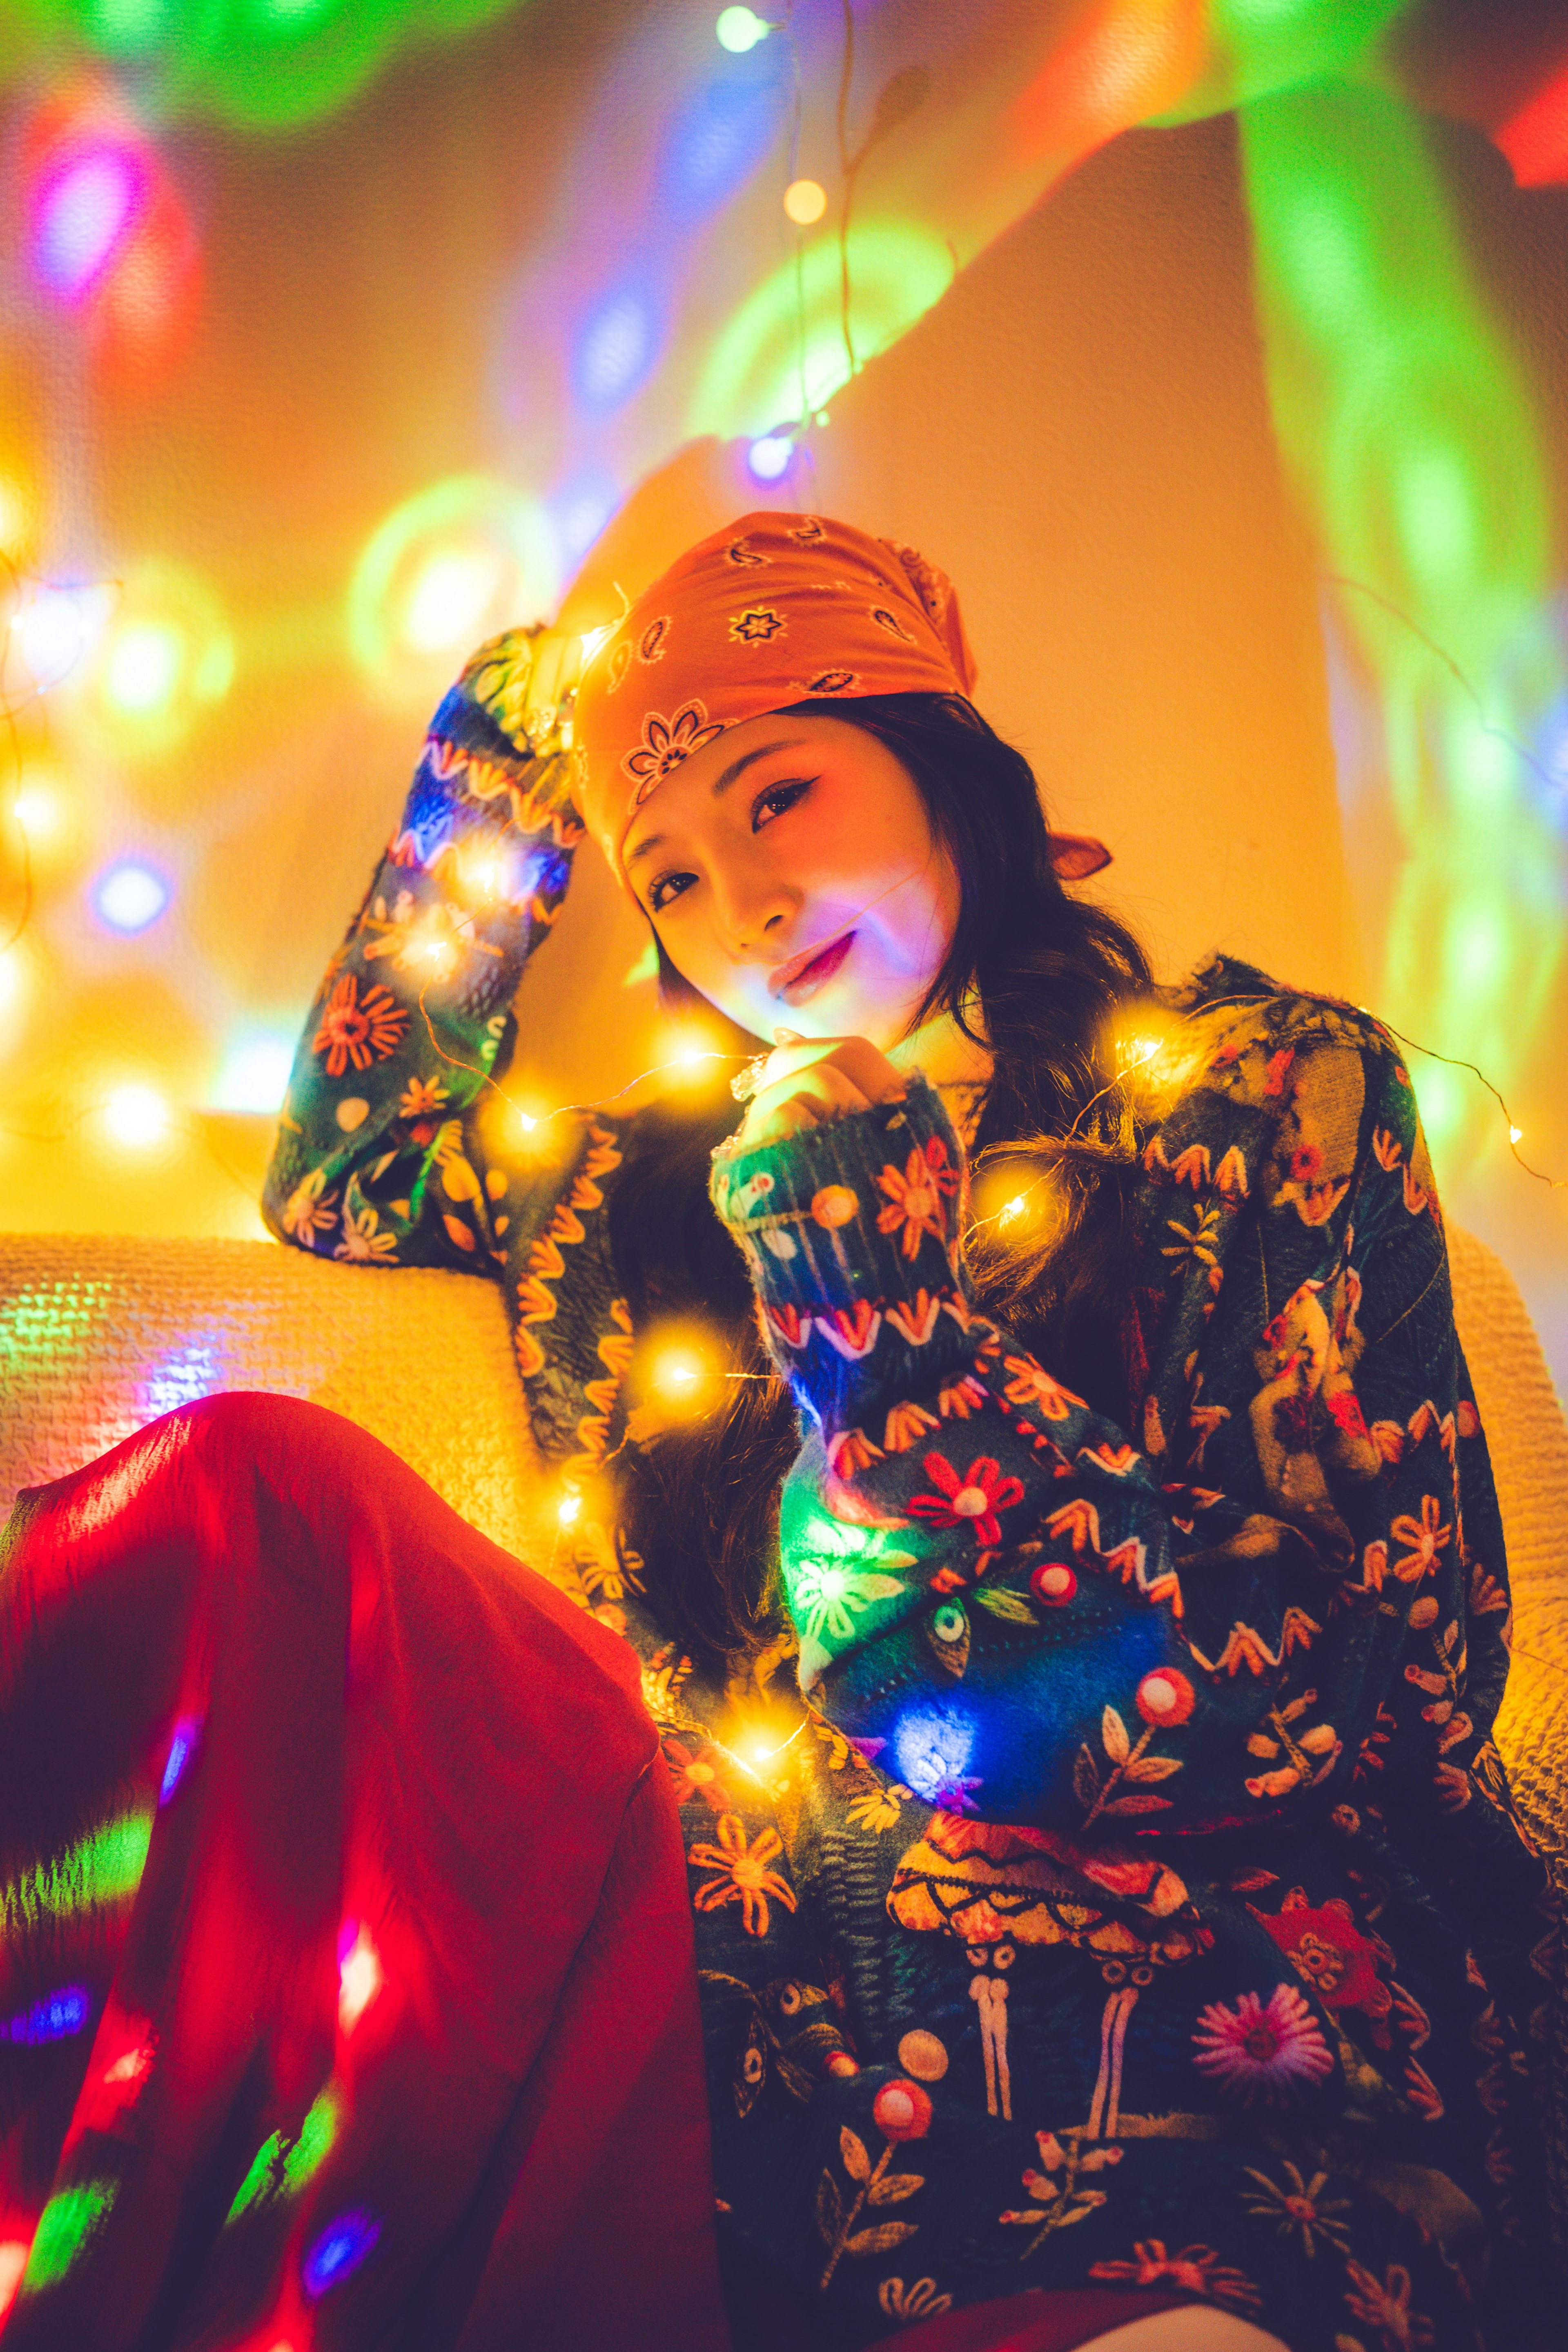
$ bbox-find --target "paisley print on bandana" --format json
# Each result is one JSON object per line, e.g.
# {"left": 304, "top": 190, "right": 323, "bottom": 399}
{"left": 729, "top": 606, "right": 786, "bottom": 644}
{"left": 623, "top": 701, "right": 727, "bottom": 800}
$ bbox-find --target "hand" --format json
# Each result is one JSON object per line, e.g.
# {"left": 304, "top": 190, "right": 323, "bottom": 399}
{"left": 736, "top": 1032, "right": 907, "bottom": 1150}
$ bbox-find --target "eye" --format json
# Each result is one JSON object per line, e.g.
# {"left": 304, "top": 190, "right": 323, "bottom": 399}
{"left": 751, "top": 776, "right": 812, "bottom": 831}
{"left": 647, "top": 869, "right": 696, "bottom": 914}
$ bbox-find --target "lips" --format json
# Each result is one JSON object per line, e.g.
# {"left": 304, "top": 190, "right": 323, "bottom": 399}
{"left": 774, "top": 930, "right": 855, "bottom": 1005}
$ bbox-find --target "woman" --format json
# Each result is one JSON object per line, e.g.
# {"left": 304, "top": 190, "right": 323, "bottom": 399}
{"left": 0, "top": 497, "right": 1553, "bottom": 2352}
{"left": 261, "top": 507, "right": 1555, "bottom": 2348}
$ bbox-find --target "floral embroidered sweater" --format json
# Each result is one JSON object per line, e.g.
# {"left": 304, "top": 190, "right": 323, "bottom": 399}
{"left": 266, "top": 634, "right": 1559, "bottom": 2351}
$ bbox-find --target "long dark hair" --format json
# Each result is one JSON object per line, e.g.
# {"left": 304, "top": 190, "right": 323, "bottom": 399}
{"left": 608, "top": 693, "right": 1153, "bottom": 1678}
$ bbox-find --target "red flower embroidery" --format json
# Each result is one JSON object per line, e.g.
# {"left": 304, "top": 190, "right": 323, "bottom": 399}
{"left": 1090, "top": 2242, "right": 1261, "bottom": 2314}
{"left": 1192, "top": 1984, "right": 1334, "bottom": 2105}
{"left": 663, "top": 1738, "right": 736, "bottom": 1812}
{"left": 312, "top": 974, "right": 408, "bottom": 1077}
{"left": 907, "top": 1452, "right": 1025, "bottom": 1548}
{"left": 1134, "top": 1668, "right": 1194, "bottom": 1727}
{"left": 1259, "top": 1889, "right": 1392, "bottom": 2036}
{"left": 688, "top": 1814, "right": 797, "bottom": 1938}
{"left": 871, "top": 2078, "right": 932, "bottom": 2141}
{"left": 876, "top": 1137, "right": 958, "bottom": 1257}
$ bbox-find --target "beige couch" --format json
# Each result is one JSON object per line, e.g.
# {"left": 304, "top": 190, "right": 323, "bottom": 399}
{"left": 2, "top": 1228, "right": 1565, "bottom": 1853}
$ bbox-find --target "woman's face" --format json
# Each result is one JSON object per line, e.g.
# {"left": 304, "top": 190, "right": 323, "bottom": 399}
{"left": 620, "top": 713, "right": 960, "bottom": 1050}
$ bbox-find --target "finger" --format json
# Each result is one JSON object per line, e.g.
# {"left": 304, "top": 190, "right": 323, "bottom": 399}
{"left": 740, "top": 1067, "right": 873, "bottom": 1147}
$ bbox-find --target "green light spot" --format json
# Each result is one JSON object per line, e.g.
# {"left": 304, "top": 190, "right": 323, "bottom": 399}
{"left": 0, "top": 1280, "right": 113, "bottom": 1375}
{"left": 690, "top": 223, "right": 950, "bottom": 439}
{"left": 1, "top": 1814, "right": 152, "bottom": 1946}
{"left": 22, "top": 2180, "right": 117, "bottom": 2292}
{"left": 226, "top": 2084, "right": 340, "bottom": 2225}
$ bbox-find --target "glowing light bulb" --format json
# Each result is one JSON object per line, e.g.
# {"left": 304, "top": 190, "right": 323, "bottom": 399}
{"left": 452, "top": 839, "right": 512, "bottom": 906}
{"left": 1122, "top": 1035, "right": 1161, "bottom": 1068}
{"left": 103, "top": 1083, "right": 170, "bottom": 1149}
{"left": 557, "top": 1492, "right": 581, "bottom": 1526}
{"left": 578, "top": 621, "right": 615, "bottom": 663}
{"left": 103, "top": 619, "right": 184, "bottom": 715}
{"left": 716, "top": 6, "right": 768, "bottom": 53}
{"left": 93, "top": 859, "right": 170, "bottom": 935}
{"left": 656, "top": 1351, "right": 702, "bottom": 1393}
{"left": 11, "top": 780, "right": 62, "bottom": 842}
{"left": 748, "top": 435, "right": 794, "bottom": 482}
{"left": 1510, "top": 1125, "right": 1523, "bottom": 1144}
{"left": 409, "top": 926, "right": 457, "bottom": 976}
{"left": 998, "top": 1195, "right": 1025, "bottom": 1226}
{"left": 338, "top": 1927, "right": 382, "bottom": 2031}
{"left": 515, "top": 1108, "right": 538, "bottom": 1133}
{"left": 9, "top": 585, "right": 104, "bottom": 690}
{"left": 784, "top": 178, "right": 826, "bottom": 225}
{"left": 401, "top": 544, "right": 507, "bottom": 655}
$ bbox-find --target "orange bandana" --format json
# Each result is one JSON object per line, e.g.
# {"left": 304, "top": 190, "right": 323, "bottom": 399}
{"left": 572, "top": 509, "right": 1109, "bottom": 885}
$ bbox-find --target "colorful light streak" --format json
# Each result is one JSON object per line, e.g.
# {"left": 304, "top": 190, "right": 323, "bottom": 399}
{"left": 1, "top": 1984, "right": 92, "bottom": 2044}
{"left": 1239, "top": 84, "right": 1565, "bottom": 1163}
{"left": 20, "top": 2178, "right": 118, "bottom": 2294}
{"left": 226, "top": 2084, "right": 342, "bottom": 2225}
{"left": 302, "top": 2205, "right": 380, "bottom": 2297}
{"left": 1, "top": 1812, "right": 152, "bottom": 1944}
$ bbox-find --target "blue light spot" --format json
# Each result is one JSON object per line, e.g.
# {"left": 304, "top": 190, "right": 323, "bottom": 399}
{"left": 549, "top": 469, "right": 621, "bottom": 564}
{"left": 141, "top": 1345, "right": 220, "bottom": 1419}
{"left": 891, "top": 1706, "right": 977, "bottom": 1806}
{"left": 93, "top": 859, "right": 170, "bottom": 936}
{"left": 3, "top": 1984, "right": 92, "bottom": 2044}
{"left": 33, "top": 149, "right": 140, "bottom": 299}
{"left": 658, "top": 74, "right": 784, "bottom": 226}
{"left": 159, "top": 1715, "right": 202, "bottom": 1804}
{"left": 303, "top": 2207, "right": 381, "bottom": 2298}
{"left": 747, "top": 435, "right": 793, "bottom": 482}
{"left": 573, "top": 291, "right": 660, "bottom": 415}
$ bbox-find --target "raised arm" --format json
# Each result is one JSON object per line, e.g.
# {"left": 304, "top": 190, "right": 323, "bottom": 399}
{"left": 710, "top": 1029, "right": 1512, "bottom": 1847}
{"left": 263, "top": 630, "right": 579, "bottom": 1272}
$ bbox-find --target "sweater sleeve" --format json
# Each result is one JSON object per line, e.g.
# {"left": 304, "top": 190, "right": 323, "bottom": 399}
{"left": 708, "top": 1060, "right": 1502, "bottom": 1840}
{"left": 263, "top": 630, "right": 580, "bottom": 1274}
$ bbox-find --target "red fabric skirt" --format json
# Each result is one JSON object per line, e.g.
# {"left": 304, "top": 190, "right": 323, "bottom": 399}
{"left": 0, "top": 1394, "right": 728, "bottom": 2351}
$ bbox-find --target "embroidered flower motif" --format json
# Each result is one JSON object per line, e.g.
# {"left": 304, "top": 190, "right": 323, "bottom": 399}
{"left": 1390, "top": 1494, "right": 1451, "bottom": 1582}
{"left": 885, "top": 1290, "right": 944, "bottom": 1346}
{"left": 729, "top": 605, "right": 786, "bottom": 644}
{"left": 688, "top": 1815, "right": 797, "bottom": 1938}
{"left": 876, "top": 1138, "right": 958, "bottom": 1257}
{"left": 281, "top": 1167, "right": 339, "bottom": 1245}
{"left": 937, "top": 1375, "right": 987, "bottom": 1420}
{"left": 826, "top": 1426, "right": 884, "bottom": 1480}
{"left": 1237, "top": 2160, "right": 1351, "bottom": 2258}
{"left": 1089, "top": 2241, "right": 1261, "bottom": 2313}
{"left": 1002, "top": 1358, "right": 1080, "bottom": 1417}
{"left": 871, "top": 2079, "right": 932, "bottom": 2141}
{"left": 884, "top": 1400, "right": 941, "bottom": 1452}
{"left": 790, "top": 1541, "right": 914, "bottom": 1646}
{"left": 846, "top": 1779, "right": 911, "bottom": 1833}
{"left": 1191, "top": 1984, "right": 1333, "bottom": 2104}
{"left": 811, "top": 1184, "right": 859, "bottom": 1228}
{"left": 312, "top": 974, "right": 409, "bottom": 1077}
{"left": 398, "top": 1076, "right": 450, "bottom": 1120}
{"left": 663, "top": 1739, "right": 736, "bottom": 1812}
{"left": 907, "top": 1453, "right": 1025, "bottom": 1549}
{"left": 1031, "top": 1561, "right": 1077, "bottom": 1606}
{"left": 1259, "top": 1891, "right": 1391, "bottom": 2031}
{"left": 623, "top": 701, "right": 727, "bottom": 797}
{"left": 1135, "top": 1668, "right": 1195, "bottom": 1727}
{"left": 878, "top": 2278, "right": 951, "bottom": 2323}
{"left": 335, "top": 1206, "right": 399, "bottom": 1263}
{"left": 1342, "top": 2258, "right": 1435, "bottom": 2350}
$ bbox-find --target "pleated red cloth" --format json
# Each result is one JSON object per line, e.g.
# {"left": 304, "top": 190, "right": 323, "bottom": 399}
{"left": 0, "top": 1393, "right": 729, "bottom": 2352}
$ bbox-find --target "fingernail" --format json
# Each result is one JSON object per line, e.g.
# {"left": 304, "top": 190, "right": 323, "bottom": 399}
{"left": 773, "top": 1026, "right": 803, "bottom": 1045}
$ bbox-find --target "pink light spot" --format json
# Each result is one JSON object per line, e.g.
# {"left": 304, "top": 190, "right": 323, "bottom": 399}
{"left": 32, "top": 148, "right": 143, "bottom": 300}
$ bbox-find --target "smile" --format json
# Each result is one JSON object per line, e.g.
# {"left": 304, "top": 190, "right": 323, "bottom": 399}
{"left": 773, "top": 930, "right": 856, "bottom": 1005}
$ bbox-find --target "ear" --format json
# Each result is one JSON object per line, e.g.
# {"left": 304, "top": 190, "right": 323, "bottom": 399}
{"left": 1047, "top": 832, "right": 1112, "bottom": 881}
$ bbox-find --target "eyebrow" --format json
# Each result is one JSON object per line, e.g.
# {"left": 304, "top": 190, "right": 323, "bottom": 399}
{"left": 624, "top": 738, "right": 808, "bottom": 870}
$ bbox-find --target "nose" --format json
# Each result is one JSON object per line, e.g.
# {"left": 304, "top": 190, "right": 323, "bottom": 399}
{"left": 715, "top": 868, "right": 799, "bottom": 963}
